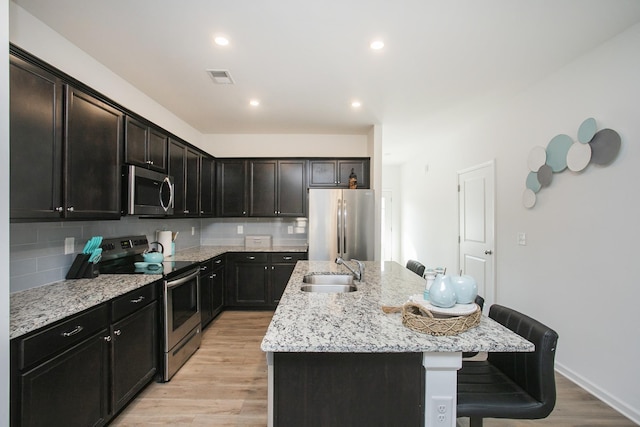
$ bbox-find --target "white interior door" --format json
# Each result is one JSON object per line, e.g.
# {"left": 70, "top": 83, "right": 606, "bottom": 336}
{"left": 458, "top": 161, "right": 496, "bottom": 308}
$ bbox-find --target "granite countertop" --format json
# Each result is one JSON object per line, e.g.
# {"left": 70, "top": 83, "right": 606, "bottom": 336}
{"left": 261, "top": 261, "right": 535, "bottom": 353}
{"left": 10, "top": 244, "right": 308, "bottom": 340}
{"left": 10, "top": 274, "right": 161, "bottom": 339}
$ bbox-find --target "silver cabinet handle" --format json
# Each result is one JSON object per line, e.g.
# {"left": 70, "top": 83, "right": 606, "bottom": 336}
{"left": 200, "top": 265, "right": 208, "bottom": 271}
{"left": 67, "top": 206, "right": 75, "bottom": 212}
{"left": 61, "top": 325, "right": 83, "bottom": 337}
{"left": 114, "top": 329, "right": 121, "bottom": 336}
{"left": 247, "top": 256, "right": 255, "bottom": 260}
{"left": 54, "top": 206, "right": 63, "bottom": 212}
{"left": 214, "top": 259, "right": 222, "bottom": 264}
{"left": 104, "top": 335, "right": 111, "bottom": 342}
{"left": 485, "top": 250, "right": 493, "bottom": 255}
{"left": 283, "top": 256, "right": 293, "bottom": 260}
{"left": 130, "top": 296, "right": 145, "bottom": 303}
{"left": 209, "top": 274, "right": 216, "bottom": 279}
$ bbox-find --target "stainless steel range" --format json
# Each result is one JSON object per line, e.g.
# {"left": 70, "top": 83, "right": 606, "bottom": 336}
{"left": 99, "top": 235, "right": 201, "bottom": 381}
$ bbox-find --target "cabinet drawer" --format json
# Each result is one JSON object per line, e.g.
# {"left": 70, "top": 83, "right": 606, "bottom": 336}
{"left": 235, "top": 253, "right": 268, "bottom": 263}
{"left": 112, "top": 284, "right": 157, "bottom": 321}
{"left": 199, "top": 259, "right": 214, "bottom": 276}
{"left": 19, "top": 304, "right": 109, "bottom": 370}
{"left": 271, "top": 252, "right": 307, "bottom": 263}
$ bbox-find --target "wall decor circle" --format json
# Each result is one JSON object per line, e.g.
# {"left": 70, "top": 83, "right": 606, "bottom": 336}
{"left": 523, "top": 118, "right": 622, "bottom": 208}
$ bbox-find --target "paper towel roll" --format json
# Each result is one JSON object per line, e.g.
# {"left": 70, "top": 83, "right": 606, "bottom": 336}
{"left": 157, "top": 231, "right": 173, "bottom": 257}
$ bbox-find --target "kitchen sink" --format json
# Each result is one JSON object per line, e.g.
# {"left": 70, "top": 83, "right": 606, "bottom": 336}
{"left": 302, "top": 274, "right": 354, "bottom": 285}
{"left": 300, "top": 284, "right": 357, "bottom": 293}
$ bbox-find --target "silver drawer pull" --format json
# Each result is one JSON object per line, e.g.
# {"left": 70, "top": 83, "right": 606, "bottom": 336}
{"left": 247, "top": 256, "right": 255, "bottom": 260}
{"left": 61, "top": 325, "right": 83, "bottom": 337}
{"left": 200, "top": 266, "right": 208, "bottom": 271}
{"left": 114, "top": 329, "right": 122, "bottom": 336}
{"left": 130, "top": 296, "right": 145, "bottom": 303}
{"left": 214, "top": 259, "right": 222, "bottom": 264}
{"left": 104, "top": 335, "right": 111, "bottom": 342}
{"left": 283, "top": 256, "right": 293, "bottom": 260}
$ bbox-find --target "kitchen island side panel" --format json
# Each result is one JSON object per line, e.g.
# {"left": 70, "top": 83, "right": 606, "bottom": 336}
{"left": 273, "top": 352, "right": 424, "bottom": 427}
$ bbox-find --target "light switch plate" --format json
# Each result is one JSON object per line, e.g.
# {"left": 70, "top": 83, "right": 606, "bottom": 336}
{"left": 518, "top": 232, "right": 526, "bottom": 246}
{"left": 237, "top": 225, "right": 244, "bottom": 234}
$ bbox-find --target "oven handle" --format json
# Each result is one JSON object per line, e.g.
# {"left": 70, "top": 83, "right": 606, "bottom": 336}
{"left": 165, "top": 268, "right": 199, "bottom": 290}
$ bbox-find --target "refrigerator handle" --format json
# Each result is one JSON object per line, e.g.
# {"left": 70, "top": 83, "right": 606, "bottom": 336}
{"left": 337, "top": 198, "right": 342, "bottom": 255}
{"left": 343, "top": 198, "right": 347, "bottom": 258}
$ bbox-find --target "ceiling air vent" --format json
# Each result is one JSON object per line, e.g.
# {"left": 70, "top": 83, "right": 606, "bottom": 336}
{"left": 206, "top": 69, "right": 234, "bottom": 84}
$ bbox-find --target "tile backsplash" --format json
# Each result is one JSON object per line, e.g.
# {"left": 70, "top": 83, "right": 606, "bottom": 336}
{"left": 10, "top": 216, "right": 307, "bottom": 293}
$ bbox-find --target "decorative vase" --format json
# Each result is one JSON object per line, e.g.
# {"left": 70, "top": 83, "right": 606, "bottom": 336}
{"left": 428, "top": 275, "right": 457, "bottom": 308}
{"left": 451, "top": 275, "right": 478, "bottom": 304}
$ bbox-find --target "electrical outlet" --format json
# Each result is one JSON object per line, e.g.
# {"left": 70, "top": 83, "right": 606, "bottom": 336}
{"left": 237, "top": 225, "right": 244, "bottom": 234}
{"left": 518, "top": 231, "right": 527, "bottom": 246}
{"left": 431, "top": 396, "right": 453, "bottom": 424}
{"left": 191, "top": 226, "right": 195, "bottom": 236}
{"left": 64, "top": 237, "right": 75, "bottom": 255}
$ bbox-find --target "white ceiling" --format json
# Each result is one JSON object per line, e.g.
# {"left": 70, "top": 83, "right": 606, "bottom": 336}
{"left": 11, "top": 0, "right": 640, "bottom": 163}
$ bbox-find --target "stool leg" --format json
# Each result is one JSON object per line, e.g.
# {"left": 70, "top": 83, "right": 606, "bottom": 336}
{"left": 469, "top": 417, "right": 483, "bottom": 427}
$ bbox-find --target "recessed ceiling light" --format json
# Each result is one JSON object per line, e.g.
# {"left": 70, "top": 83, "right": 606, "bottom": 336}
{"left": 214, "top": 36, "right": 229, "bottom": 46}
{"left": 370, "top": 40, "right": 384, "bottom": 50}
{"left": 351, "top": 101, "right": 362, "bottom": 108}
{"left": 249, "top": 99, "right": 260, "bottom": 107}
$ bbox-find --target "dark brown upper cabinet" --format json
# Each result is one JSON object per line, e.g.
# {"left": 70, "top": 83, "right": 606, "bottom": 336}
{"left": 199, "top": 156, "right": 216, "bottom": 216}
{"left": 10, "top": 54, "right": 64, "bottom": 220}
{"left": 308, "top": 158, "right": 370, "bottom": 189}
{"left": 249, "top": 160, "right": 307, "bottom": 217}
{"left": 124, "top": 116, "right": 168, "bottom": 172}
{"left": 10, "top": 52, "right": 123, "bottom": 221}
{"left": 64, "top": 86, "right": 123, "bottom": 219}
{"left": 169, "top": 139, "right": 200, "bottom": 217}
{"left": 216, "top": 159, "right": 248, "bottom": 217}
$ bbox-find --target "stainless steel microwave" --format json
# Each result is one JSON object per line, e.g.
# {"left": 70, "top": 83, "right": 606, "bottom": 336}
{"left": 124, "top": 165, "right": 174, "bottom": 216}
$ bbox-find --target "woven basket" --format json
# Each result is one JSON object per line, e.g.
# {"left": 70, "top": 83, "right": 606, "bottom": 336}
{"left": 400, "top": 302, "right": 481, "bottom": 336}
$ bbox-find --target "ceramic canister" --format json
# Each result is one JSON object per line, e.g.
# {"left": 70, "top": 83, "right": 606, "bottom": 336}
{"left": 428, "top": 275, "right": 457, "bottom": 308}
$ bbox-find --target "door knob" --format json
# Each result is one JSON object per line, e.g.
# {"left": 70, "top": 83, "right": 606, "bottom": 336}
{"left": 484, "top": 250, "right": 493, "bottom": 255}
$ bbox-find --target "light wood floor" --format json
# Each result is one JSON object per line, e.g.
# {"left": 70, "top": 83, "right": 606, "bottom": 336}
{"left": 111, "top": 310, "right": 636, "bottom": 426}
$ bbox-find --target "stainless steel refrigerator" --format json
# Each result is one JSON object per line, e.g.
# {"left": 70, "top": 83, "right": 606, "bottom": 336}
{"left": 308, "top": 189, "right": 375, "bottom": 261}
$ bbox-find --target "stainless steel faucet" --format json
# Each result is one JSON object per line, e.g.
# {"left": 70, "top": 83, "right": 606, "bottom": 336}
{"left": 335, "top": 257, "right": 364, "bottom": 282}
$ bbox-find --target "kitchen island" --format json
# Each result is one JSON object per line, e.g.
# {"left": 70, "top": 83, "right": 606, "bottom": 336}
{"left": 261, "top": 261, "right": 534, "bottom": 427}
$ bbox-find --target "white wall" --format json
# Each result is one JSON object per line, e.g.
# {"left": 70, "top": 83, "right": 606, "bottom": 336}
{"left": 9, "top": 2, "right": 202, "bottom": 146}
{"left": 201, "top": 133, "right": 369, "bottom": 157}
{"left": 1, "top": 0, "right": 10, "bottom": 423}
{"left": 394, "top": 23, "right": 640, "bottom": 423}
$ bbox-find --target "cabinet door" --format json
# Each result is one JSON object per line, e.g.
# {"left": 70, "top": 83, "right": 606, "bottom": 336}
{"left": 65, "top": 86, "right": 123, "bottom": 219}
{"left": 200, "top": 156, "right": 215, "bottom": 216}
{"left": 217, "top": 160, "right": 247, "bottom": 217}
{"left": 20, "top": 331, "right": 109, "bottom": 427}
{"left": 270, "top": 253, "right": 307, "bottom": 305}
{"left": 199, "top": 261, "right": 214, "bottom": 327}
{"left": 211, "top": 265, "right": 225, "bottom": 318}
{"left": 112, "top": 301, "right": 158, "bottom": 412}
{"left": 124, "top": 116, "right": 148, "bottom": 168}
{"left": 278, "top": 160, "right": 307, "bottom": 216}
{"left": 227, "top": 254, "right": 269, "bottom": 306}
{"left": 185, "top": 148, "right": 200, "bottom": 216}
{"left": 9, "top": 55, "right": 64, "bottom": 219}
{"left": 147, "top": 127, "right": 168, "bottom": 172}
{"left": 169, "top": 139, "right": 186, "bottom": 215}
{"left": 338, "top": 160, "right": 369, "bottom": 189}
{"left": 309, "top": 160, "right": 337, "bottom": 187}
{"left": 250, "top": 160, "right": 277, "bottom": 217}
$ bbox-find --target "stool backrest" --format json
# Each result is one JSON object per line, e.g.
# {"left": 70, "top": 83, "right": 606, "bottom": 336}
{"left": 487, "top": 304, "right": 559, "bottom": 416}
{"left": 405, "top": 260, "right": 425, "bottom": 277}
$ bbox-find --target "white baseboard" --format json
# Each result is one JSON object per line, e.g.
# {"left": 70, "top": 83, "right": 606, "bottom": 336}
{"left": 555, "top": 362, "right": 640, "bottom": 425}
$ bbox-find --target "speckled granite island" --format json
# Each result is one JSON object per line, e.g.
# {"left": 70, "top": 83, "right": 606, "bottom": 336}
{"left": 261, "top": 261, "right": 534, "bottom": 427}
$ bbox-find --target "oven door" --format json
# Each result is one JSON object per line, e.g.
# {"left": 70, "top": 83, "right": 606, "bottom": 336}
{"left": 164, "top": 268, "right": 201, "bottom": 351}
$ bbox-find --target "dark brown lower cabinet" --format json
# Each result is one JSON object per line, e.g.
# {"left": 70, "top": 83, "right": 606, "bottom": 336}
{"left": 201, "top": 256, "right": 225, "bottom": 328}
{"left": 226, "top": 252, "right": 307, "bottom": 308}
{"left": 11, "top": 283, "right": 159, "bottom": 427}
{"left": 112, "top": 301, "right": 158, "bottom": 412}
{"left": 273, "top": 352, "right": 424, "bottom": 427}
{"left": 20, "top": 331, "right": 110, "bottom": 427}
